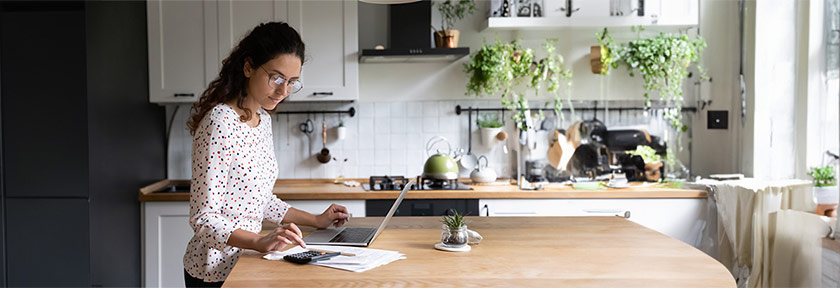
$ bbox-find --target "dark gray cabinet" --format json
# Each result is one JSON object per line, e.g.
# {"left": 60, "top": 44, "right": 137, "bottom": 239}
{"left": 6, "top": 199, "right": 90, "bottom": 286}
{"left": 0, "top": 1, "right": 165, "bottom": 286}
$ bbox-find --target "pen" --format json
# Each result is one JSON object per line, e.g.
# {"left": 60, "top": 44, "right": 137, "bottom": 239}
{"left": 308, "top": 248, "right": 356, "bottom": 257}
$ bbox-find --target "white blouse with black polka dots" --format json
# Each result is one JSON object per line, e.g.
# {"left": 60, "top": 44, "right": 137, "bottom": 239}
{"left": 183, "top": 103, "right": 288, "bottom": 282}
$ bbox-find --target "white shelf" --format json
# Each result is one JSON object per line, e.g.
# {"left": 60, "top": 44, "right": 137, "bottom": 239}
{"left": 482, "top": 16, "right": 697, "bottom": 31}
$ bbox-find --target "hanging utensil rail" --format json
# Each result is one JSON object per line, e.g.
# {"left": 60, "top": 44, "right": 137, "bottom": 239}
{"left": 273, "top": 107, "right": 356, "bottom": 117}
{"left": 455, "top": 104, "right": 696, "bottom": 115}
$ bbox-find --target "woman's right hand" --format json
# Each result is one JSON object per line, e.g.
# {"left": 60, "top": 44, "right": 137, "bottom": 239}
{"left": 253, "top": 223, "right": 306, "bottom": 253}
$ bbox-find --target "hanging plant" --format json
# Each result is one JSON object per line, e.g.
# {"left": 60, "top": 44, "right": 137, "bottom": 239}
{"left": 609, "top": 27, "right": 707, "bottom": 132}
{"left": 464, "top": 39, "right": 572, "bottom": 131}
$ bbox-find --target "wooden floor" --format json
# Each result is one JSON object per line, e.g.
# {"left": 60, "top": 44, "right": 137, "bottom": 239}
{"left": 225, "top": 216, "right": 735, "bottom": 287}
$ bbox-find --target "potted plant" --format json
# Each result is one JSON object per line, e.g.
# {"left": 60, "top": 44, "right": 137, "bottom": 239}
{"left": 476, "top": 113, "right": 504, "bottom": 146}
{"left": 626, "top": 145, "right": 663, "bottom": 182}
{"left": 591, "top": 27, "right": 619, "bottom": 75}
{"left": 440, "top": 210, "right": 470, "bottom": 247}
{"left": 809, "top": 165, "right": 838, "bottom": 217}
{"left": 432, "top": 0, "right": 475, "bottom": 48}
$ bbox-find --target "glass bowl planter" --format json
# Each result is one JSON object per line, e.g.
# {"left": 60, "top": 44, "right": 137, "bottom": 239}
{"left": 441, "top": 225, "right": 469, "bottom": 247}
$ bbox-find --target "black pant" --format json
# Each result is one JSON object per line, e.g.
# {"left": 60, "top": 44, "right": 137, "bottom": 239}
{"left": 184, "top": 269, "right": 224, "bottom": 288}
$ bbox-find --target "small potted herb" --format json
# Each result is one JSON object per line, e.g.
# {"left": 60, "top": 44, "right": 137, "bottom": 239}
{"left": 809, "top": 165, "right": 838, "bottom": 216}
{"left": 440, "top": 210, "right": 470, "bottom": 247}
{"left": 476, "top": 113, "right": 504, "bottom": 146}
{"left": 432, "top": 0, "right": 475, "bottom": 48}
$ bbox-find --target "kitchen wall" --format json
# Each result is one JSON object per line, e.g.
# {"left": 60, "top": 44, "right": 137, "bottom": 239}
{"left": 166, "top": 0, "right": 741, "bottom": 180}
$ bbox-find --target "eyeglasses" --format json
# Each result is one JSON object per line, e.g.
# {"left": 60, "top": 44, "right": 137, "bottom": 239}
{"left": 260, "top": 66, "right": 303, "bottom": 94}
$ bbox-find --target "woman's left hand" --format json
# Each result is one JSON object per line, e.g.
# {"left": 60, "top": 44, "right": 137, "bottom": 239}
{"left": 315, "top": 204, "right": 350, "bottom": 228}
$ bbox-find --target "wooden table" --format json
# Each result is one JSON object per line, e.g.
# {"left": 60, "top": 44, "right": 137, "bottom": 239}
{"left": 225, "top": 216, "right": 734, "bottom": 287}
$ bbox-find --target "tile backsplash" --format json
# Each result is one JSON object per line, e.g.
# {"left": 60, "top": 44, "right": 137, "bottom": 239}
{"left": 166, "top": 99, "right": 690, "bottom": 180}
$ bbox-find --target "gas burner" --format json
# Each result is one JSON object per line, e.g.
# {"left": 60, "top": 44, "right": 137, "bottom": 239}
{"left": 418, "top": 176, "right": 472, "bottom": 191}
{"left": 363, "top": 176, "right": 472, "bottom": 191}
{"left": 368, "top": 175, "right": 415, "bottom": 191}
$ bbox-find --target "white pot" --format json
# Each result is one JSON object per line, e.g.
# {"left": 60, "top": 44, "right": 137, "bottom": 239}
{"left": 480, "top": 127, "right": 503, "bottom": 146}
{"left": 814, "top": 186, "right": 839, "bottom": 204}
{"left": 336, "top": 126, "right": 347, "bottom": 140}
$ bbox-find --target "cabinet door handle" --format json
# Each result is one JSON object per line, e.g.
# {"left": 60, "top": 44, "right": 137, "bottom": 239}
{"left": 583, "top": 209, "right": 623, "bottom": 214}
{"left": 483, "top": 204, "right": 489, "bottom": 217}
{"left": 494, "top": 211, "right": 537, "bottom": 215}
{"left": 311, "top": 92, "right": 334, "bottom": 96}
{"left": 174, "top": 93, "right": 194, "bottom": 97}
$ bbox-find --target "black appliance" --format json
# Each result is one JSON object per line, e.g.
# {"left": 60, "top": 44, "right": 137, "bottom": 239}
{"left": 363, "top": 175, "right": 477, "bottom": 217}
{"left": 358, "top": 1, "right": 469, "bottom": 63}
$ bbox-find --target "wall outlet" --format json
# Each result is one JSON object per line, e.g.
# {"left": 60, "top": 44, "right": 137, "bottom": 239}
{"left": 707, "top": 110, "right": 728, "bottom": 130}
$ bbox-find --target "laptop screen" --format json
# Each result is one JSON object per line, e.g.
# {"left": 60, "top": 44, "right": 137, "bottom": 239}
{"left": 371, "top": 178, "right": 414, "bottom": 241}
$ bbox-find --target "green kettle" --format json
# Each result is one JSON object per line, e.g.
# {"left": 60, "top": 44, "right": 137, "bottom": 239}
{"left": 422, "top": 136, "right": 459, "bottom": 180}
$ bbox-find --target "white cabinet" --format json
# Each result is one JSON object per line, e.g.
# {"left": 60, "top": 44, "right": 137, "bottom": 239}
{"left": 479, "top": 198, "right": 707, "bottom": 246}
{"left": 218, "top": 0, "right": 289, "bottom": 59}
{"left": 142, "top": 201, "right": 192, "bottom": 287}
{"left": 286, "top": 0, "right": 358, "bottom": 102}
{"left": 485, "top": 0, "right": 697, "bottom": 29}
{"left": 142, "top": 199, "right": 365, "bottom": 286}
{"left": 148, "top": 0, "right": 358, "bottom": 104}
{"left": 147, "top": 0, "right": 219, "bottom": 103}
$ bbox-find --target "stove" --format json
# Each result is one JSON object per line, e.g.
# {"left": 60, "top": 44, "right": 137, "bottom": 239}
{"left": 362, "top": 175, "right": 472, "bottom": 191}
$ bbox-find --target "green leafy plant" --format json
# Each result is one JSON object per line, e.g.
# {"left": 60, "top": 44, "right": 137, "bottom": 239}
{"left": 441, "top": 210, "right": 470, "bottom": 229}
{"left": 595, "top": 28, "right": 619, "bottom": 75}
{"left": 809, "top": 165, "right": 837, "bottom": 187}
{"left": 464, "top": 39, "right": 572, "bottom": 131}
{"left": 476, "top": 113, "right": 504, "bottom": 128}
{"left": 625, "top": 145, "right": 662, "bottom": 164}
{"left": 433, "top": 0, "right": 475, "bottom": 32}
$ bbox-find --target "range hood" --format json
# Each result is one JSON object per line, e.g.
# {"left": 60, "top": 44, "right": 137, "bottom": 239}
{"left": 359, "top": 1, "right": 469, "bottom": 63}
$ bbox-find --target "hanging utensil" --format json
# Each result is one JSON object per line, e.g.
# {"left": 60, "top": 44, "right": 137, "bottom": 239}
{"left": 299, "top": 117, "right": 314, "bottom": 157}
{"left": 317, "top": 120, "right": 331, "bottom": 163}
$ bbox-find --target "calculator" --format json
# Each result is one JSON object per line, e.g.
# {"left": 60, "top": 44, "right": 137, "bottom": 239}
{"left": 283, "top": 250, "right": 340, "bottom": 264}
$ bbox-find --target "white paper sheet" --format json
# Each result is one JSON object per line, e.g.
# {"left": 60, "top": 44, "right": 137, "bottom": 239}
{"left": 263, "top": 245, "right": 405, "bottom": 273}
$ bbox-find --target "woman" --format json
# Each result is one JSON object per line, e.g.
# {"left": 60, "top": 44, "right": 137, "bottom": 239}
{"left": 183, "top": 22, "right": 350, "bottom": 287}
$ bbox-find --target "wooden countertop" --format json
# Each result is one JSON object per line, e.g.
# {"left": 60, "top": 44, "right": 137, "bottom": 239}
{"left": 139, "top": 179, "right": 707, "bottom": 202}
{"left": 224, "top": 216, "right": 735, "bottom": 287}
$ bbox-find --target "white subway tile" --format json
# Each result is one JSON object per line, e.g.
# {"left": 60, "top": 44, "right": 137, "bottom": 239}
{"left": 422, "top": 101, "right": 438, "bottom": 117}
{"left": 374, "top": 134, "right": 390, "bottom": 150}
{"left": 406, "top": 102, "right": 423, "bottom": 117}
{"left": 439, "top": 100, "right": 456, "bottom": 116}
{"left": 358, "top": 150, "right": 374, "bottom": 166}
{"left": 390, "top": 102, "right": 406, "bottom": 118}
{"left": 374, "top": 149, "right": 390, "bottom": 166}
{"left": 374, "top": 102, "right": 391, "bottom": 118}
{"left": 440, "top": 116, "right": 460, "bottom": 133}
{"left": 358, "top": 135, "right": 375, "bottom": 152}
{"left": 359, "top": 118, "right": 374, "bottom": 134}
{"left": 390, "top": 118, "right": 406, "bottom": 134}
{"left": 357, "top": 165, "right": 372, "bottom": 177}
{"left": 374, "top": 118, "right": 390, "bottom": 134}
{"left": 359, "top": 102, "right": 374, "bottom": 118}
{"left": 422, "top": 117, "right": 439, "bottom": 133}
{"left": 389, "top": 149, "right": 406, "bottom": 165}
{"left": 390, "top": 134, "right": 406, "bottom": 150}
{"left": 373, "top": 165, "right": 389, "bottom": 176}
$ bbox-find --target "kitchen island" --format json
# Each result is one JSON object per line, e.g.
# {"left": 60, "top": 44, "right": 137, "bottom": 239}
{"left": 224, "top": 216, "right": 734, "bottom": 287}
{"left": 140, "top": 179, "right": 712, "bottom": 287}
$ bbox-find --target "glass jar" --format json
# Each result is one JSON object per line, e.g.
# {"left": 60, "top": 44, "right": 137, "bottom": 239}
{"left": 441, "top": 225, "right": 468, "bottom": 247}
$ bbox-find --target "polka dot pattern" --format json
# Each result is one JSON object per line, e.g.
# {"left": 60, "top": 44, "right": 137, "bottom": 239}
{"left": 183, "top": 103, "right": 287, "bottom": 282}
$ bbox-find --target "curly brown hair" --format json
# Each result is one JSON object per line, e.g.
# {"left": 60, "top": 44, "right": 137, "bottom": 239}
{"left": 187, "top": 22, "right": 305, "bottom": 135}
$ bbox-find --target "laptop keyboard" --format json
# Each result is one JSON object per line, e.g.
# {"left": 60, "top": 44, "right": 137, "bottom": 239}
{"left": 328, "top": 227, "right": 375, "bottom": 243}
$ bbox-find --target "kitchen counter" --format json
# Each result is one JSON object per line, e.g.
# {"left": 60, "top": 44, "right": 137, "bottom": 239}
{"left": 139, "top": 178, "right": 707, "bottom": 202}
{"left": 224, "top": 216, "right": 735, "bottom": 287}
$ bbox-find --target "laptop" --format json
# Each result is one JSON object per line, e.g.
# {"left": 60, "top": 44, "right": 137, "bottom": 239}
{"left": 302, "top": 179, "right": 413, "bottom": 247}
